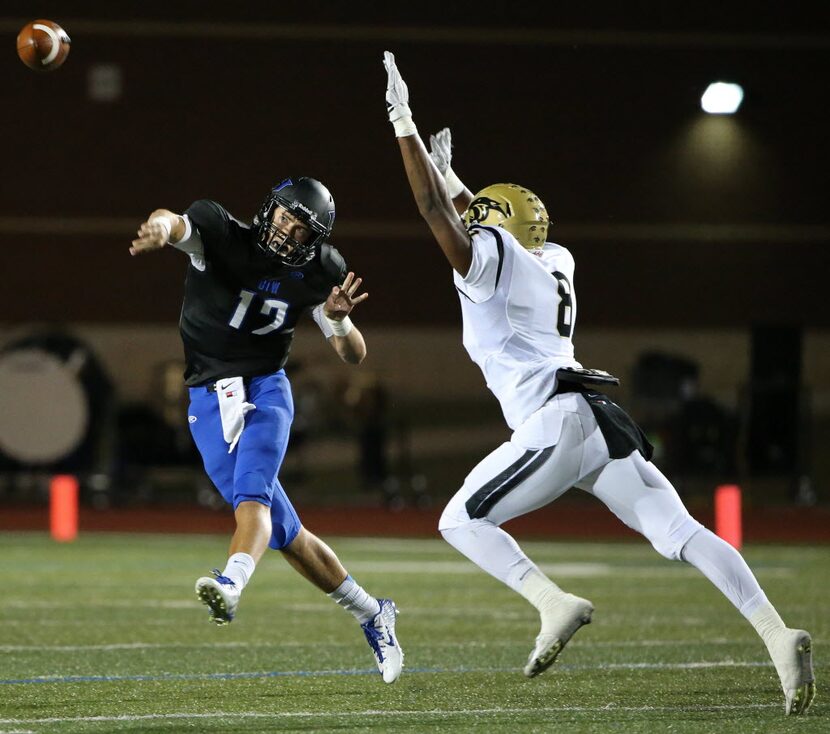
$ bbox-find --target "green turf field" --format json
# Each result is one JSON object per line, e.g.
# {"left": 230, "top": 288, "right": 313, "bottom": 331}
{"left": 0, "top": 532, "right": 825, "bottom": 733}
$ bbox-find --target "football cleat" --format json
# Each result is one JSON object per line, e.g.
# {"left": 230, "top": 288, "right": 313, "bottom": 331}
{"left": 523, "top": 593, "right": 593, "bottom": 678}
{"left": 767, "top": 628, "right": 816, "bottom": 715}
{"left": 360, "top": 598, "right": 404, "bottom": 683}
{"left": 195, "top": 569, "right": 240, "bottom": 626}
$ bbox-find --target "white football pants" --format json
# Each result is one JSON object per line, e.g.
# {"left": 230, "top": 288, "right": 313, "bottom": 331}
{"left": 440, "top": 391, "right": 703, "bottom": 559}
{"left": 439, "top": 391, "right": 771, "bottom": 620}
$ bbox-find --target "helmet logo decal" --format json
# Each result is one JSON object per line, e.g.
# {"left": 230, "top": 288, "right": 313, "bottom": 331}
{"left": 294, "top": 202, "right": 315, "bottom": 219}
{"left": 466, "top": 183, "right": 549, "bottom": 249}
{"left": 468, "top": 196, "right": 512, "bottom": 223}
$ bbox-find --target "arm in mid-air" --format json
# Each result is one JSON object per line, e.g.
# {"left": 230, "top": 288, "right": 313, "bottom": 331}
{"left": 383, "top": 51, "right": 473, "bottom": 277}
{"left": 320, "top": 271, "right": 368, "bottom": 365}
{"left": 428, "top": 127, "right": 474, "bottom": 216}
{"left": 129, "top": 209, "right": 188, "bottom": 255}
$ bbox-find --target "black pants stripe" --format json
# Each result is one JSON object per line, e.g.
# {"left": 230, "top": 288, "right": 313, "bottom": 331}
{"left": 465, "top": 446, "right": 555, "bottom": 520}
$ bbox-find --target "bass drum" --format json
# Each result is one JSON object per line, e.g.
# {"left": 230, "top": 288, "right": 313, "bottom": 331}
{"left": 0, "top": 332, "right": 112, "bottom": 469}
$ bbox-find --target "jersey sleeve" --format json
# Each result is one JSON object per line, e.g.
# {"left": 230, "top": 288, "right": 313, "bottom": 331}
{"left": 456, "top": 225, "right": 508, "bottom": 303}
{"left": 170, "top": 215, "right": 206, "bottom": 271}
{"left": 319, "top": 243, "right": 348, "bottom": 288}
{"left": 183, "top": 200, "right": 233, "bottom": 260}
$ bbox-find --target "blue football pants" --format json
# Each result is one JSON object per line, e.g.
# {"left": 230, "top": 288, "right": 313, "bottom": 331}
{"left": 187, "top": 370, "right": 302, "bottom": 549}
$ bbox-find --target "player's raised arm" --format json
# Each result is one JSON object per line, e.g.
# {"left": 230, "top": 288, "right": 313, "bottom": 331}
{"left": 429, "top": 127, "right": 474, "bottom": 216}
{"left": 383, "top": 51, "right": 473, "bottom": 277}
{"left": 130, "top": 209, "right": 187, "bottom": 256}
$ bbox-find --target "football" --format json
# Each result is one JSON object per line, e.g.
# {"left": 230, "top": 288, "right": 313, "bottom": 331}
{"left": 17, "top": 19, "right": 71, "bottom": 72}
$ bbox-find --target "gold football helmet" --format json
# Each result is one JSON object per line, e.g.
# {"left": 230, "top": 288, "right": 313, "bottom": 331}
{"left": 463, "top": 183, "right": 549, "bottom": 249}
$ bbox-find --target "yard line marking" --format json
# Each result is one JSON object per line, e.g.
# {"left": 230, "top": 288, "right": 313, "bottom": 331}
{"left": 0, "top": 637, "right": 752, "bottom": 652}
{"left": 0, "top": 668, "right": 385, "bottom": 685}
{"left": 2, "top": 561, "right": 794, "bottom": 592}
{"left": 346, "top": 561, "right": 793, "bottom": 578}
{"left": 0, "top": 642, "right": 280, "bottom": 652}
{"left": 0, "top": 702, "right": 782, "bottom": 725}
{"left": 0, "top": 641, "right": 357, "bottom": 652}
{"left": 4, "top": 600, "right": 197, "bottom": 610}
{"left": 0, "top": 660, "right": 775, "bottom": 686}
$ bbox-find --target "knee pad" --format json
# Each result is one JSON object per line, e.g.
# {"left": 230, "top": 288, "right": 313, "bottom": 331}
{"left": 438, "top": 485, "right": 473, "bottom": 532}
{"left": 648, "top": 515, "right": 704, "bottom": 561}
{"left": 269, "top": 519, "right": 300, "bottom": 550}
{"left": 234, "top": 470, "right": 275, "bottom": 507}
{"left": 438, "top": 504, "right": 463, "bottom": 533}
{"left": 439, "top": 518, "right": 491, "bottom": 559}
{"left": 267, "top": 488, "right": 301, "bottom": 550}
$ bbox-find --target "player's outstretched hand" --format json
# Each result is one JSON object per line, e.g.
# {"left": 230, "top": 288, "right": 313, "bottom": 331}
{"left": 429, "top": 127, "right": 453, "bottom": 175}
{"left": 383, "top": 51, "right": 411, "bottom": 122}
{"left": 130, "top": 216, "right": 170, "bottom": 256}
{"left": 324, "top": 272, "right": 369, "bottom": 321}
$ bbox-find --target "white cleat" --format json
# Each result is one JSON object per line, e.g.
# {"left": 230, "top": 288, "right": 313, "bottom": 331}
{"left": 768, "top": 628, "right": 816, "bottom": 715}
{"left": 195, "top": 570, "right": 241, "bottom": 626}
{"left": 523, "top": 593, "right": 593, "bottom": 678}
{"left": 361, "top": 599, "right": 404, "bottom": 683}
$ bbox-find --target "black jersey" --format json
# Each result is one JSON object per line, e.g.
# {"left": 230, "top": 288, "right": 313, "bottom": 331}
{"left": 179, "top": 199, "right": 346, "bottom": 386}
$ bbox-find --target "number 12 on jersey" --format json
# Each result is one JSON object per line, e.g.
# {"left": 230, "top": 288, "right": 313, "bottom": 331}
{"left": 229, "top": 289, "right": 289, "bottom": 335}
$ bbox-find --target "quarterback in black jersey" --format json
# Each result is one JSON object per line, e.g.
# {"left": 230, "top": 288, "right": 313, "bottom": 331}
{"left": 131, "top": 177, "right": 403, "bottom": 683}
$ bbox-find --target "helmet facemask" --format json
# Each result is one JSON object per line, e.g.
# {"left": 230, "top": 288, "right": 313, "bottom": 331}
{"left": 463, "top": 183, "right": 549, "bottom": 250}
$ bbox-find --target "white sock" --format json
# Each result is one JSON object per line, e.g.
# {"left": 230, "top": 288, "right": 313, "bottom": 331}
{"left": 680, "top": 528, "right": 769, "bottom": 619}
{"left": 517, "top": 565, "right": 571, "bottom": 631}
{"left": 328, "top": 575, "right": 380, "bottom": 624}
{"left": 749, "top": 601, "right": 788, "bottom": 648}
{"left": 441, "top": 519, "right": 538, "bottom": 592}
{"left": 221, "top": 552, "right": 256, "bottom": 590}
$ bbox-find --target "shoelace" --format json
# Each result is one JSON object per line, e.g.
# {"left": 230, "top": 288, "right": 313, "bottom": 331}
{"left": 211, "top": 569, "right": 236, "bottom": 587}
{"left": 361, "top": 619, "right": 386, "bottom": 663}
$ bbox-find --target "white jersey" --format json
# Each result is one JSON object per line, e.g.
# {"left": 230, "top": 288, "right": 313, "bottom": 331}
{"left": 453, "top": 225, "right": 582, "bottom": 429}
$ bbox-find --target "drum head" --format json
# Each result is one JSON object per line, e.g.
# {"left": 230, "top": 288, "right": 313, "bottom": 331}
{"left": 0, "top": 348, "right": 89, "bottom": 464}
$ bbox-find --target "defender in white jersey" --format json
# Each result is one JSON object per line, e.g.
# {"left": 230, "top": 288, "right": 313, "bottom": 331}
{"left": 383, "top": 51, "right": 815, "bottom": 715}
{"left": 458, "top": 223, "right": 579, "bottom": 430}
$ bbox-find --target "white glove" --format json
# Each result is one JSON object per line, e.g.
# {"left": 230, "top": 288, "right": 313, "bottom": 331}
{"left": 428, "top": 127, "right": 452, "bottom": 175}
{"left": 429, "top": 126, "right": 466, "bottom": 198}
{"left": 383, "top": 51, "right": 417, "bottom": 137}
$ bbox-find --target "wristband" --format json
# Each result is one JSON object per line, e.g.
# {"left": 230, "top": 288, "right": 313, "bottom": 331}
{"left": 445, "top": 168, "right": 465, "bottom": 199}
{"left": 389, "top": 103, "right": 417, "bottom": 137}
{"left": 326, "top": 315, "right": 354, "bottom": 337}
{"left": 392, "top": 115, "right": 417, "bottom": 138}
{"left": 149, "top": 216, "right": 171, "bottom": 243}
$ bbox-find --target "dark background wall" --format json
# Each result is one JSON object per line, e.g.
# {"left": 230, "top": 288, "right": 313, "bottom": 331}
{"left": 1, "top": 2, "right": 828, "bottom": 329}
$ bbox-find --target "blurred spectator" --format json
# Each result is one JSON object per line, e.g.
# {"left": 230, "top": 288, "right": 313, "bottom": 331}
{"left": 631, "top": 350, "right": 737, "bottom": 485}
{"left": 283, "top": 361, "right": 327, "bottom": 483}
{"left": 344, "top": 372, "right": 391, "bottom": 492}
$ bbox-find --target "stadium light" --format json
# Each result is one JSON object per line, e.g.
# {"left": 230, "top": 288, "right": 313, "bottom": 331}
{"left": 701, "top": 82, "right": 744, "bottom": 114}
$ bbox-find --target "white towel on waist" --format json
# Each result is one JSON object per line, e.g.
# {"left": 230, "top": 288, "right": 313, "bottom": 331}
{"left": 216, "top": 377, "right": 256, "bottom": 453}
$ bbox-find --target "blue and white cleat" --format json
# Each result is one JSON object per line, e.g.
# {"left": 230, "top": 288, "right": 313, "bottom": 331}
{"left": 195, "top": 570, "right": 240, "bottom": 626}
{"left": 361, "top": 598, "right": 404, "bottom": 683}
